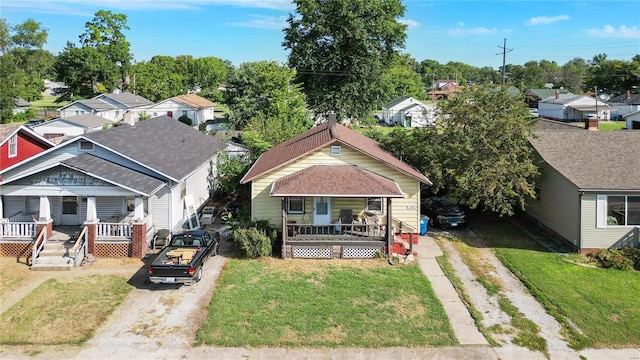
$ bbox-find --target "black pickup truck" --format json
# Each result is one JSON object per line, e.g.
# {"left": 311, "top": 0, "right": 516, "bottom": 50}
{"left": 148, "top": 229, "right": 219, "bottom": 285}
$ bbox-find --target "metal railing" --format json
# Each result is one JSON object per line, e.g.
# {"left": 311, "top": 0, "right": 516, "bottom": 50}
{"left": 31, "top": 227, "right": 47, "bottom": 263}
{"left": 97, "top": 222, "right": 132, "bottom": 238}
{"left": 71, "top": 226, "right": 88, "bottom": 267}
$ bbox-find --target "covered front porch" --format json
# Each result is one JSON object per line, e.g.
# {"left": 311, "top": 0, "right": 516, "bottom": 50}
{"left": 272, "top": 165, "right": 418, "bottom": 259}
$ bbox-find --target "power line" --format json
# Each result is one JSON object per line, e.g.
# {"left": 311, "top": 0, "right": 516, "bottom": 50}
{"left": 497, "top": 38, "right": 513, "bottom": 84}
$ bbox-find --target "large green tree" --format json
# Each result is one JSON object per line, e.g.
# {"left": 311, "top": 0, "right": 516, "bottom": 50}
{"left": 0, "top": 19, "right": 54, "bottom": 122}
{"left": 283, "top": 0, "right": 407, "bottom": 123}
{"left": 225, "top": 61, "right": 312, "bottom": 148}
{"left": 374, "top": 86, "right": 539, "bottom": 216}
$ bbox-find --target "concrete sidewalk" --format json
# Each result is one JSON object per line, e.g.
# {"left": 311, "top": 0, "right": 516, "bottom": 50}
{"left": 414, "top": 235, "right": 489, "bottom": 346}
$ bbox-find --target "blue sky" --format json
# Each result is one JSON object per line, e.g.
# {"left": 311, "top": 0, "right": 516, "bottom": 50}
{"left": 2, "top": 0, "right": 639, "bottom": 70}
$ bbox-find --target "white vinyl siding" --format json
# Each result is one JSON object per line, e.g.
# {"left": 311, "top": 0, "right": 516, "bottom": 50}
{"left": 149, "top": 186, "right": 171, "bottom": 230}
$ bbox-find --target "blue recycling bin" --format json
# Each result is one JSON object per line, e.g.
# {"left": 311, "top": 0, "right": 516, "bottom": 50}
{"left": 420, "top": 215, "right": 429, "bottom": 235}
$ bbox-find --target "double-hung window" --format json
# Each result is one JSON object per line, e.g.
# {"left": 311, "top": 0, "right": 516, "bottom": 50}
{"left": 287, "top": 197, "right": 304, "bottom": 214}
{"left": 8, "top": 135, "right": 17, "bottom": 157}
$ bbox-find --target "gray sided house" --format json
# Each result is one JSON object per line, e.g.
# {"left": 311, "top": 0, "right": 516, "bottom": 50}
{"left": 526, "top": 120, "right": 640, "bottom": 252}
{"left": 1, "top": 116, "right": 224, "bottom": 260}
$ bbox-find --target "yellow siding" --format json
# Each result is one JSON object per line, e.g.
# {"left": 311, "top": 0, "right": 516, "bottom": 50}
{"left": 250, "top": 144, "right": 421, "bottom": 229}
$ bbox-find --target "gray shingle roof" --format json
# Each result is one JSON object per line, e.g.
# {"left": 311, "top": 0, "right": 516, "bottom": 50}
{"left": 102, "top": 92, "right": 154, "bottom": 107}
{"left": 530, "top": 126, "right": 640, "bottom": 191}
{"left": 59, "top": 114, "right": 115, "bottom": 128}
{"left": 83, "top": 116, "right": 225, "bottom": 181}
{"left": 383, "top": 96, "right": 410, "bottom": 109}
{"left": 77, "top": 99, "right": 116, "bottom": 111}
{"left": 61, "top": 153, "right": 165, "bottom": 195}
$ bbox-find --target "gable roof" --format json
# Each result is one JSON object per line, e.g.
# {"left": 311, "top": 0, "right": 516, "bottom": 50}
{"left": 171, "top": 94, "right": 215, "bottom": 109}
{"left": 525, "top": 89, "right": 571, "bottom": 99}
{"left": 99, "top": 92, "right": 154, "bottom": 107}
{"left": 383, "top": 96, "right": 411, "bottom": 109}
{"left": 530, "top": 126, "right": 640, "bottom": 191}
{"left": 608, "top": 92, "right": 640, "bottom": 105}
{"left": 75, "top": 99, "right": 117, "bottom": 111}
{"left": 0, "top": 124, "right": 55, "bottom": 148}
{"left": 54, "top": 114, "right": 116, "bottom": 128}
{"left": 82, "top": 116, "right": 224, "bottom": 181}
{"left": 61, "top": 153, "right": 165, "bottom": 196}
{"left": 240, "top": 119, "right": 431, "bottom": 185}
{"left": 12, "top": 98, "right": 31, "bottom": 107}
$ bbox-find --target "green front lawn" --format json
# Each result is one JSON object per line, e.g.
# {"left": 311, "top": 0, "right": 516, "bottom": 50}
{"left": 30, "top": 96, "right": 68, "bottom": 110}
{"left": 196, "top": 258, "right": 456, "bottom": 347}
{"left": 473, "top": 218, "right": 640, "bottom": 349}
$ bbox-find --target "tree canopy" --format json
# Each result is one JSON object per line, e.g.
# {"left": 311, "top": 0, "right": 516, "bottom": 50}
{"left": 373, "top": 86, "right": 539, "bottom": 216}
{"left": 283, "top": 0, "right": 407, "bottom": 122}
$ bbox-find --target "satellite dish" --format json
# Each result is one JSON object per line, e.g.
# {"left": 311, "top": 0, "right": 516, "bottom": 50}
{"left": 598, "top": 94, "right": 609, "bottom": 101}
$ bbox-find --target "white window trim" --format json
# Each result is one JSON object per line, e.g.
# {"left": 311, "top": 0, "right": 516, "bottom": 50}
{"left": 8, "top": 134, "right": 17, "bottom": 157}
{"left": 287, "top": 197, "right": 304, "bottom": 214}
{"left": 597, "top": 194, "right": 640, "bottom": 228}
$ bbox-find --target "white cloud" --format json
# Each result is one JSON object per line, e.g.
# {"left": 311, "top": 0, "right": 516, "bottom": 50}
{"left": 228, "top": 14, "right": 288, "bottom": 30}
{"left": 399, "top": 19, "right": 419, "bottom": 28}
{"left": 585, "top": 25, "right": 640, "bottom": 38}
{"left": 458, "top": 22, "right": 465, "bottom": 27}
{"left": 526, "top": 15, "right": 571, "bottom": 26}
{"left": 448, "top": 27, "right": 500, "bottom": 36}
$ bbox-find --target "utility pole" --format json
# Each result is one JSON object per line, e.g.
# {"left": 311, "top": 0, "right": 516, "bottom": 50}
{"left": 497, "top": 38, "right": 513, "bottom": 85}
{"left": 594, "top": 86, "right": 598, "bottom": 120}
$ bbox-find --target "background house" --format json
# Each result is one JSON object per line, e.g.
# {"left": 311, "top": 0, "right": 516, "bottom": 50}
{"left": 142, "top": 94, "right": 214, "bottom": 127}
{"left": 381, "top": 96, "right": 436, "bottom": 127}
{"left": 624, "top": 110, "right": 640, "bottom": 130}
{"left": 607, "top": 91, "right": 640, "bottom": 120}
{"left": 30, "top": 114, "right": 116, "bottom": 141}
{"left": 538, "top": 92, "right": 612, "bottom": 121}
{"left": 42, "top": 79, "right": 67, "bottom": 97}
{"left": 58, "top": 92, "right": 154, "bottom": 122}
{"left": 0, "top": 124, "right": 55, "bottom": 171}
{"left": 524, "top": 88, "right": 571, "bottom": 109}
{"left": 526, "top": 119, "right": 640, "bottom": 252}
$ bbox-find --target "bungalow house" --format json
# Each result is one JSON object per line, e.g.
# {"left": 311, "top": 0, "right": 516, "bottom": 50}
{"left": 240, "top": 113, "right": 432, "bottom": 259}
{"left": 10, "top": 98, "right": 31, "bottom": 115}
{"left": 607, "top": 90, "right": 640, "bottom": 120}
{"left": 30, "top": 114, "right": 116, "bottom": 140}
{"left": 58, "top": 92, "right": 153, "bottom": 122}
{"left": 381, "top": 96, "right": 436, "bottom": 127}
{"left": 141, "top": 94, "right": 215, "bottom": 127}
{"left": 524, "top": 88, "right": 571, "bottom": 109}
{"left": 526, "top": 119, "right": 640, "bottom": 253}
{"left": 1, "top": 124, "right": 55, "bottom": 171}
{"left": 42, "top": 79, "right": 67, "bottom": 97}
{"left": 0, "top": 116, "right": 225, "bottom": 267}
{"left": 538, "top": 92, "right": 612, "bottom": 121}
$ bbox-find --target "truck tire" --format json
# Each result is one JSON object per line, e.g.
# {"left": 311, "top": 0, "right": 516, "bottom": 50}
{"left": 195, "top": 267, "right": 203, "bottom": 282}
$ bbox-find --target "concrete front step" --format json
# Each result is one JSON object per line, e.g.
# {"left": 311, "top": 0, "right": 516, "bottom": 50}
{"left": 32, "top": 256, "right": 73, "bottom": 271}
{"left": 31, "top": 263, "right": 73, "bottom": 271}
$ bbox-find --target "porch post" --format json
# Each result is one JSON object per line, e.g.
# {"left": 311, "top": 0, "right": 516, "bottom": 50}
{"left": 86, "top": 196, "right": 97, "bottom": 222}
{"left": 281, "top": 197, "right": 287, "bottom": 259}
{"left": 386, "top": 198, "right": 392, "bottom": 256}
{"left": 84, "top": 220, "right": 98, "bottom": 255}
{"left": 131, "top": 220, "right": 147, "bottom": 259}
{"left": 0, "top": 196, "right": 3, "bottom": 219}
{"left": 134, "top": 196, "right": 144, "bottom": 220}
{"left": 38, "top": 196, "right": 51, "bottom": 221}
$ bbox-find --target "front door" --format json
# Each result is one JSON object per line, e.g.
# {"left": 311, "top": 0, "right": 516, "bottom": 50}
{"left": 59, "top": 196, "right": 79, "bottom": 225}
{"left": 313, "top": 197, "right": 331, "bottom": 224}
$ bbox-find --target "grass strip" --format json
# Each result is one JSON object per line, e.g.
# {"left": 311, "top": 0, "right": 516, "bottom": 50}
{"left": 0, "top": 275, "right": 131, "bottom": 345}
{"left": 196, "top": 258, "right": 457, "bottom": 347}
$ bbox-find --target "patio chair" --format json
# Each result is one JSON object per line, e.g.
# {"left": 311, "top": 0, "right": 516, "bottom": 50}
{"left": 153, "top": 229, "right": 171, "bottom": 250}
{"left": 339, "top": 209, "right": 354, "bottom": 234}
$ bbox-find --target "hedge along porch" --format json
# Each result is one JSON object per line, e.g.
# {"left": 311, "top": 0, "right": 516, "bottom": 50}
{"left": 241, "top": 113, "right": 432, "bottom": 259}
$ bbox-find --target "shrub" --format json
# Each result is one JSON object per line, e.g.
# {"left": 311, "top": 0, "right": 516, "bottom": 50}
{"left": 620, "top": 247, "right": 640, "bottom": 270}
{"left": 233, "top": 227, "right": 272, "bottom": 258}
{"left": 593, "top": 248, "right": 634, "bottom": 271}
{"left": 178, "top": 115, "right": 192, "bottom": 126}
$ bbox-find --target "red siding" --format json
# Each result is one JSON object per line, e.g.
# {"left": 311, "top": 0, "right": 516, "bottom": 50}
{"left": 1, "top": 132, "right": 51, "bottom": 170}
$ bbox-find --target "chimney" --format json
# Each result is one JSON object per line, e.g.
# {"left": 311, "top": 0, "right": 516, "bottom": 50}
{"left": 627, "top": 90, "right": 631, "bottom": 100}
{"left": 555, "top": 91, "right": 560, "bottom": 99}
{"left": 327, "top": 112, "right": 336, "bottom": 126}
{"left": 123, "top": 111, "right": 136, "bottom": 127}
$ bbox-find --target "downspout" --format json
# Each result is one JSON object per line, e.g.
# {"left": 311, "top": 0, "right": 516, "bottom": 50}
{"left": 281, "top": 197, "right": 287, "bottom": 259}
{"left": 577, "top": 192, "right": 583, "bottom": 252}
{"left": 386, "top": 197, "right": 393, "bottom": 264}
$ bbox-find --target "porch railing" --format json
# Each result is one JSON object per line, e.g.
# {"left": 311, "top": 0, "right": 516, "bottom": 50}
{"left": 31, "top": 227, "right": 47, "bottom": 263}
{"left": 288, "top": 223, "right": 385, "bottom": 239}
{"left": 0, "top": 221, "right": 36, "bottom": 238}
{"left": 97, "top": 222, "right": 132, "bottom": 238}
{"left": 71, "top": 226, "right": 88, "bottom": 267}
